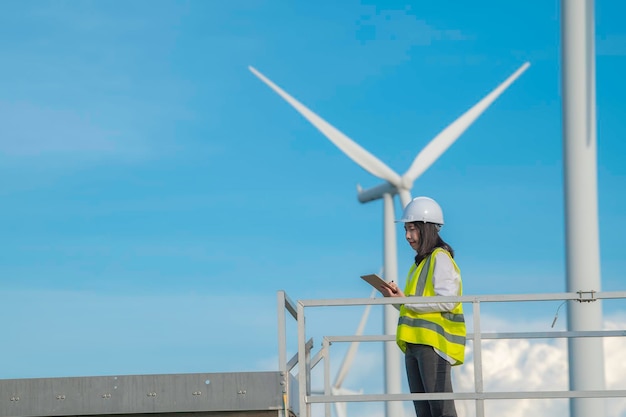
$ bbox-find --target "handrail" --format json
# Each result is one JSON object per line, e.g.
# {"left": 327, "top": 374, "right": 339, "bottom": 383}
{"left": 281, "top": 290, "right": 626, "bottom": 417}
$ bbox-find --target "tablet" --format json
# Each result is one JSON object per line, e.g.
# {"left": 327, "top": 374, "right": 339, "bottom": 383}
{"left": 360, "top": 273, "right": 391, "bottom": 293}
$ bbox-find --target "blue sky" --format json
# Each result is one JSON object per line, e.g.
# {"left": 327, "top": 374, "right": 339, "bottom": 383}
{"left": 1, "top": 1, "right": 625, "bottom": 414}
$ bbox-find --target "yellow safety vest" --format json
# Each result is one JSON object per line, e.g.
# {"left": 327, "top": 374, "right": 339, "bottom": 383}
{"left": 396, "top": 247, "right": 466, "bottom": 365}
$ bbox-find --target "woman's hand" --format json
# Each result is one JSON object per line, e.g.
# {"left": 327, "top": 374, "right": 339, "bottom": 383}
{"left": 379, "top": 281, "right": 405, "bottom": 298}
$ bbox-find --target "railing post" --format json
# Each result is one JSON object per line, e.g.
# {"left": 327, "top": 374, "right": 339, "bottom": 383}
{"left": 277, "top": 291, "right": 287, "bottom": 375}
{"left": 322, "top": 337, "right": 332, "bottom": 417}
{"left": 472, "top": 300, "right": 485, "bottom": 417}
{"left": 297, "top": 301, "right": 309, "bottom": 417}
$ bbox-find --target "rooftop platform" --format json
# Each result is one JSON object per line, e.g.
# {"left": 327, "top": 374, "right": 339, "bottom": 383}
{"left": 0, "top": 371, "right": 297, "bottom": 417}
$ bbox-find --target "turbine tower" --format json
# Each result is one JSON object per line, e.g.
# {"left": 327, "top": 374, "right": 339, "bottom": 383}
{"left": 250, "top": 63, "right": 529, "bottom": 417}
{"left": 561, "top": 0, "right": 606, "bottom": 416}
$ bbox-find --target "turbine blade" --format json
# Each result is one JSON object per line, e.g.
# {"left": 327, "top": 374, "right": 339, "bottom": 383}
{"left": 334, "top": 399, "right": 347, "bottom": 417}
{"left": 333, "top": 288, "right": 376, "bottom": 389}
{"left": 403, "top": 62, "right": 530, "bottom": 183}
{"left": 249, "top": 66, "right": 402, "bottom": 186}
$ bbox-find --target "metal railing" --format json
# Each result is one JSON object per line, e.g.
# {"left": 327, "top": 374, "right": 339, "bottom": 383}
{"left": 277, "top": 290, "right": 626, "bottom": 417}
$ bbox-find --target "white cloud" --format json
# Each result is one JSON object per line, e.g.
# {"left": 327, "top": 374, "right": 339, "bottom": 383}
{"left": 453, "top": 339, "right": 568, "bottom": 417}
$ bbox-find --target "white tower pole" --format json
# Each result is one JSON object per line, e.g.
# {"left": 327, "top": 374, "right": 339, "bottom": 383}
{"left": 382, "top": 193, "right": 404, "bottom": 417}
{"left": 561, "top": 1, "right": 605, "bottom": 416}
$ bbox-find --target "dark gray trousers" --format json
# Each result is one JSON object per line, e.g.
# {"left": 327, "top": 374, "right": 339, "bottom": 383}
{"left": 404, "top": 343, "right": 457, "bottom": 417}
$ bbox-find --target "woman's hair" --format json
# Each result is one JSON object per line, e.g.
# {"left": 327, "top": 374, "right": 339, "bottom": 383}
{"left": 412, "top": 221, "right": 454, "bottom": 265}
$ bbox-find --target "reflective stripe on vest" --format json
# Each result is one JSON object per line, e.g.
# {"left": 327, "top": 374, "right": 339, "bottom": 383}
{"left": 396, "top": 247, "right": 466, "bottom": 365}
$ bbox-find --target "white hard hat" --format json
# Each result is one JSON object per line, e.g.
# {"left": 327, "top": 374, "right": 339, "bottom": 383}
{"left": 397, "top": 196, "right": 444, "bottom": 225}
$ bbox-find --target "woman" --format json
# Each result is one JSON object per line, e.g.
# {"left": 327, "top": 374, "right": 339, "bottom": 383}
{"left": 380, "top": 196, "right": 466, "bottom": 417}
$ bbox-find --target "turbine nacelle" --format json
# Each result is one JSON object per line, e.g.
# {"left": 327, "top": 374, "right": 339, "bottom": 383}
{"left": 356, "top": 177, "right": 416, "bottom": 211}
{"left": 357, "top": 182, "right": 398, "bottom": 203}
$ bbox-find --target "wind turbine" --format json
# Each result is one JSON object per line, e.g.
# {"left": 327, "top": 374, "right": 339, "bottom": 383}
{"left": 250, "top": 62, "right": 530, "bottom": 417}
